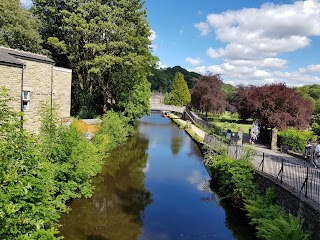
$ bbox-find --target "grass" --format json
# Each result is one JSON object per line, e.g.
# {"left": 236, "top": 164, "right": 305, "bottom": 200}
{"left": 214, "top": 121, "right": 251, "bottom": 134}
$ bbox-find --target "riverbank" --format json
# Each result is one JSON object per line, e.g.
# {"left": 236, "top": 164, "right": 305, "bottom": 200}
{"left": 168, "top": 112, "right": 315, "bottom": 240}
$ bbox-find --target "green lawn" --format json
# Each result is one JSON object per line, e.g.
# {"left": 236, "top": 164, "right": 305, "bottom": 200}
{"left": 214, "top": 121, "right": 252, "bottom": 134}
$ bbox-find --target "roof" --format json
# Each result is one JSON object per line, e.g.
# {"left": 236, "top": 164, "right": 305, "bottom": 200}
{"left": 80, "top": 119, "right": 103, "bottom": 125}
{"left": 0, "top": 46, "right": 55, "bottom": 67}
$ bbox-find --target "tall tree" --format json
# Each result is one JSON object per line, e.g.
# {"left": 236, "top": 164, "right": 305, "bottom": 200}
{"left": 234, "top": 83, "right": 313, "bottom": 149}
{"left": 0, "top": 0, "right": 43, "bottom": 53}
{"left": 33, "top": 0, "right": 157, "bottom": 118}
{"left": 191, "top": 75, "right": 228, "bottom": 116}
{"left": 169, "top": 72, "right": 191, "bottom": 106}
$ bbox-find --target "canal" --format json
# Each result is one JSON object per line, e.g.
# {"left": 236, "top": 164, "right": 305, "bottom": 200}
{"left": 59, "top": 114, "right": 257, "bottom": 240}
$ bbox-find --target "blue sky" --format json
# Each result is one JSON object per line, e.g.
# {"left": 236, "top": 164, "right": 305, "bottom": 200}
{"left": 21, "top": 0, "right": 320, "bottom": 86}
{"left": 145, "top": 0, "right": 320, "bottom": 86}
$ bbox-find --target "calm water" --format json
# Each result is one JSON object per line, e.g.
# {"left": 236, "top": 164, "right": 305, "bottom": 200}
{"left": 59, "top": 114, "right": 257, "bottom": 240}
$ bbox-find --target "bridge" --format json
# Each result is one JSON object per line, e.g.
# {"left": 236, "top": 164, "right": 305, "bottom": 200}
{"left": 150, "top": 93, "right": 186, "bottom": 113}
{"left": 150, "top": 103, "right": 185, "bottom": 113}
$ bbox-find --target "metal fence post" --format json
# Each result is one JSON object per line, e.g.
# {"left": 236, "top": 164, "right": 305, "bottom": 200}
{"left": 305, "top": 167, "right": 309, "bottom": 198}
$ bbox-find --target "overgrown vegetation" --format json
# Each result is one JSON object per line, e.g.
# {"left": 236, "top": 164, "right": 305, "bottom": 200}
{"left": 0, "top": 88, "right": 133, "bottom": 239}
{"left": 204, "top": 146, "right": 310, "bottom": 240}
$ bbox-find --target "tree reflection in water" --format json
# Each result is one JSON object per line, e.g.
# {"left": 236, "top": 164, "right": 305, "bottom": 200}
{"left": 171, "top": 135, "right": 183, "bottom": 155}
{"left": 59, "top": 134, "right": 152, "bottom": 240}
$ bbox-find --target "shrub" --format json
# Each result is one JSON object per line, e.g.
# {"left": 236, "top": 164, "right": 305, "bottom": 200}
{"left": 245, "top": 189, "right": 310, "bottom": 240}
{"left": 205, "top": 143, "right": 310, "bottom": 240}
{"left": 278, "top": 128, "right": 316, "bottom": 153}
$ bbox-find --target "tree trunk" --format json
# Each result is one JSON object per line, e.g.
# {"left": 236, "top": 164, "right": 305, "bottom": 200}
{"left": 271, "top": 128, "right": 278, "bottom": 150}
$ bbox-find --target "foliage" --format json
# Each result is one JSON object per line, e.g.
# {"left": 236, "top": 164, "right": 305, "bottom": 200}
{"left": 204, "top": 144, "right": 310, "bottom": 239}
{"left": 311, "top": 113, "right": 320, "bottom": 136}
{"left": 222, "top": 83, "right": 237, "bottom": 107}
{"left": 0, "top": 88, "right": 60, "bottom": 239}
{"left": 0, "top": 0, "right": 44, "bottom": 53}
{"left": 245, "top": 190, "right": 310, "bottom": 240}
{"left": 119, "top": 77, "right": 151, "bottom": 124}
{"left": 93, "top": 111, "right": 134, "bottom": 155}
{"left": 168, "top": 72, "right": 191, "bottom": 106}
{"left": 191, "top": 74, "right": 229, "bottom": 116}
{"left": 296, "top": 84, "right": 320, "bottom": 115}
{"left": 163, "top": 92, "right": 172, "bottom": 105}
{"left": 233, "top": 83, "right": 313, "bottom": 130}
{"left": 0, "top": 89, "right": 134, "bottom": 239}
{"left": 32, "top": 0, "right": 157, "bottom": 117}
{"left": 278, "top": 128, "right": 316, "bottom": 153}
{"left": 148, "top": 65, "right": 201, "bottom": 92}
{"left": 205, "top": 151, "right": 258, "bottom": 202}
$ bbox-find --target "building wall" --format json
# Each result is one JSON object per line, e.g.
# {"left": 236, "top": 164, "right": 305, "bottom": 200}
{"left": 0, "top": 65, "right": 22, "bottom": 111}
{"left": 18, "top": 58, "right": 53, "bottom": 133}
{"left": 1, "top": 56, "right": 72, "bottom": 133}
{"left": 53, "top": 66, "right": 72, "bottom": 119}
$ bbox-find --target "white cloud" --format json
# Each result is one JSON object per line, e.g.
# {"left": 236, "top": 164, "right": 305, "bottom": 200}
{"left": 156, "top": 61, "right": 167, "bottom": 69}
{"left": 299, "top": 64, "right": 320, "bottom": 74}
{"left": 193, "top": 0, "right": 320, "bottom": 86}
{"left": 149, "top": 29, "right": 157, "bottom": 41}
{"left": 185, "top": 57, "right": 201, "bottom": 66}
{"left": 196, "top": 0, "right": 320, "bottom": 60}
{"left": 194, "top": 22, "right": 211, "bottom": 36}
{"left": 192, "top": 63, "right": 320, "bottom": 86}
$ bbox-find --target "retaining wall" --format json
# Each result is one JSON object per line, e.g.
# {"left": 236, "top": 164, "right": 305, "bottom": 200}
{"left": 255, "top": 173, "right": 320, "bottom": 240}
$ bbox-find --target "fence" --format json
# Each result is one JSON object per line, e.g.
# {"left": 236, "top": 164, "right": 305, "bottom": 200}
{"left": 255, "top": 152, "right": 320, "bottom": 205}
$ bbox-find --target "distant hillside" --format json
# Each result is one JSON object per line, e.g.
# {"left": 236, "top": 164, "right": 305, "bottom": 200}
{"left": 147, "top": 66, "right": 201, "bottom": 93}
{"left": 296, "top": 84, "right": 320, "bottom": 114}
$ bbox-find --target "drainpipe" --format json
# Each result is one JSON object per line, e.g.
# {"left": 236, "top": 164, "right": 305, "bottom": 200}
{"left": 20, "top": 64, "right": 26, "bottom": 130}
{"left": 51, "top": 64, "right": 55, "bottom": 125}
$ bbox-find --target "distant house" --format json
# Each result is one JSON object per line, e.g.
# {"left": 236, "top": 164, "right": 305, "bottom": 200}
{"left": 0, "top": 46, "right": 72, "bottom": 133}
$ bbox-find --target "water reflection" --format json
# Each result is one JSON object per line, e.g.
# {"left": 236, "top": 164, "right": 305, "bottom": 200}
{"left": 59, "top": 114, "right": 256, "bottom": 240}
{"left": 59, "top": 134, "right": 151, "bottom": 240}
{"left": 171, "top": 136, "right": 183, "bottom": 155}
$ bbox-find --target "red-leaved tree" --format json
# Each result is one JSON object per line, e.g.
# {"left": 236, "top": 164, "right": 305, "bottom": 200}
{"left": 234, "top": 83, "right": 313, "bottom": 149}
{"left": 191, "top": 75, "right": 228, "bottom": 116}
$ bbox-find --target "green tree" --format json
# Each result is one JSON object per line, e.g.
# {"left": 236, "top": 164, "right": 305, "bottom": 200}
{"left": 0, "top": 0, "right": 43, "bottom": 53}
{"left": 33, "top": 0, "right": 157, "bottom": 118}
{"left": 0, "top": 88, "right": 59, "bottom": 239}
{"left": 169, "top": 72, "right": 191, "bottom": 106}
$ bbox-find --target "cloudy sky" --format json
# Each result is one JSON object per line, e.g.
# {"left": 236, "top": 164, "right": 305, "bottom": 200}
{"left": 145, "top": 0, "right": 320, "bottom": 86}
{"left": 21, "top": 0, "right": 320, "bottom": 86}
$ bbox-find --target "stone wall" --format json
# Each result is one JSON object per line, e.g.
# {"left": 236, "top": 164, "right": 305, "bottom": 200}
{"left": 0, "top": 59, "right": 72, "bottom": 133}
{"left": 255, "top": 172, "right": 320, "bottom": 240}
{"left": 0, "top": 65, "right": 22, "bottom": 111}
{"left": 19, "top": 59, "right": 53, "bottom": 133}
{"left": 53, "top": 66, "right": 72, "bottom": 119}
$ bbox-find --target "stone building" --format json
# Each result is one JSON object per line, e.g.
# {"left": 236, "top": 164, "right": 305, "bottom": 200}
{"left": 0, "top": 46, "right": 72, "bottom": 133}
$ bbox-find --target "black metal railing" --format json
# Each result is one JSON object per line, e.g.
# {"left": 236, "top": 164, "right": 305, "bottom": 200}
{"left": 256, "top": 153, "right": 320, "bottom": 205}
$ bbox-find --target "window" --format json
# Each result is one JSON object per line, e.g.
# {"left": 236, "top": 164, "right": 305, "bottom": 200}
{"left": 22, "top": 91, "right": 30, "bottom": 110}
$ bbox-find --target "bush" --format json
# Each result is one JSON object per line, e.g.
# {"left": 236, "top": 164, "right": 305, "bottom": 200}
{"left": 278, "top": 128, "right": 316, "bottom": 153}
{"left": 0, "top": 90, "right": 134, "bottom": 239}
{"left": 205, "top": 144, "right": 310, "bottom": 240}
{"left": 245, "top": 189, "right": 310, "bottom": 240}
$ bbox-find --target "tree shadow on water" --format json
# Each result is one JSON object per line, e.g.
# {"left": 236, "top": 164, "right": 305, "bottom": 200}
{"left": 114, "top": 186, "right": 153, "bottom": 224}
